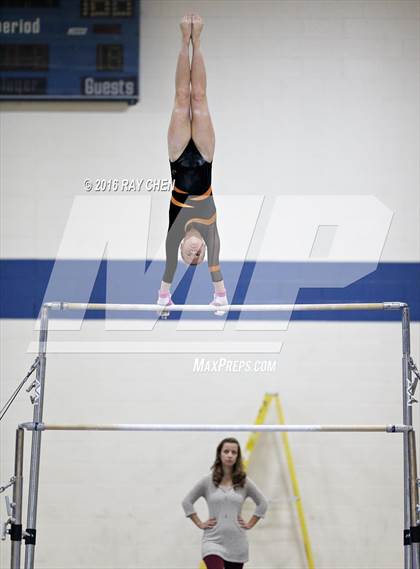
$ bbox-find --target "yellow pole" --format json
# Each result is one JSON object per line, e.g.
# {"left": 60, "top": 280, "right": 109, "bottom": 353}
{"left": 243, "top": 393, "right": 273, "bottom": 470}
{"left": 274, "top": 395, "right": 316, "bottom": 569}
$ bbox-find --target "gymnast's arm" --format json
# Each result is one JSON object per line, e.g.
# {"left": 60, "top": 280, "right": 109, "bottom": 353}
{"left": 203, "top": 221, "right": 223, "bottom": 283}
{"left": 162, "top": 221, "right": 184, "bottom": 285}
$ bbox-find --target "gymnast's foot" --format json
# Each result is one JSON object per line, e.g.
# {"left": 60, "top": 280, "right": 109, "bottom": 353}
{"left": 180, "top": 13, "right": 192, "bottom": 43}
{"left": 191, "top": 14, "right": 203, "bottom": 44}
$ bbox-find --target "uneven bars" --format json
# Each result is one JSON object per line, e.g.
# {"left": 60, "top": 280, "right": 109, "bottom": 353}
{"left": 44, "top": 301, "right": 406, "bottom": 312}
{"left": 19, "top": 423, "right": 411, "bottom": 433}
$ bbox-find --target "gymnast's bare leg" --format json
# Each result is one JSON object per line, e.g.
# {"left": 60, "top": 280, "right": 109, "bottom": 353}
{"left": 167, "top": 14, "right": 192, "bottom": 164}
{"left": 190, "top": 14, "right": 215, "bottom": 163}
{"left": 159, "top": 14, "right": 192, "bottom": 301}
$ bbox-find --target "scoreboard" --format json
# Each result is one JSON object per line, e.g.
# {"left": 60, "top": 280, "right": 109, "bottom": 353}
{"left": 0, "top": 0, "right": 140, "bottom": 104}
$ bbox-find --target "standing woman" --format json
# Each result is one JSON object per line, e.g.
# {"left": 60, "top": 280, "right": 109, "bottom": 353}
{"left": 157, "top": 14, "right": 228, "bottom": 311}
{"left": 182, "top": 438, "right": 268, "bottom": 569}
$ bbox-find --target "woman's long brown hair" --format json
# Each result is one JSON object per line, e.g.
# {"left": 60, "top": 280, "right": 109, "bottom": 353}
{"left": 210, "top": 437, "right": 247, "bottom": 489}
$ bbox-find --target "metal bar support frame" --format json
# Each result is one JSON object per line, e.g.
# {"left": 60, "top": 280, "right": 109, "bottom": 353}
{"left": 402, "top": 307, "right": 420, "bottom": 568}
{"left": 23, "top": 305, "right": 49, "bottom": 569}
{"left": 12, "top": 301, "right": 420, "bottom": 569}
{"left": 2, "top": 428, "right": 25, "bottom": 569}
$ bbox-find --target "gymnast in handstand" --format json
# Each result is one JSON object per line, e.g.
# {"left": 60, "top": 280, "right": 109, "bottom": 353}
{"left": 157, "top": 14, "right": 228, "bottom": 310}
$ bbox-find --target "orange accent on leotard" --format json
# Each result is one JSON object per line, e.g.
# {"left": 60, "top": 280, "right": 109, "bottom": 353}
{"left": 173, "top": 187, "right": 189, "bottom": 195}
{"left": 184, "top": 212, "right": 217, "bottom": 232}
{"left": 171, "top": 196, "right": 194, "bottom": 208}
{"left": 190, "top": 186, "right": 213, "bottom": 201}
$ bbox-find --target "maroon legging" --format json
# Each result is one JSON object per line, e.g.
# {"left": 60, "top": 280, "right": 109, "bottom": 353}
{"left": 203, "top": 554, "right": 244, "bottom": 569}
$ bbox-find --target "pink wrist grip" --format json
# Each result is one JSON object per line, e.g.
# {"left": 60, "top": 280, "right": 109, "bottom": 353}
{"left": 158, "top": 291, "right": 171, "bottom": 298}
{"left": 214, "top": 290, "right": 226, "bottom": 298}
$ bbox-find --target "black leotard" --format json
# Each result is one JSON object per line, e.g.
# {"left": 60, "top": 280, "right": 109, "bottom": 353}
{"left": 163, "top": 139, "right": 222, "bottom": 283}
{"left": 170, "top": 138, "right": 212, "bottom": 197}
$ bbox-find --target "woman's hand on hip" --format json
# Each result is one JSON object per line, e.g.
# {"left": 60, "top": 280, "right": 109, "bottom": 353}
{"left": 200, "top": 517, "right": 217, "bottom": 530}
{"left": 237, "top": 515, "right": 251, "bottom": 530}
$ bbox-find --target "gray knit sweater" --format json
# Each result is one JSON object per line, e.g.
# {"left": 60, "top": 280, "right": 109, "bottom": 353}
{"left": 182, "top": 473, "right": 268, "bottom": 563}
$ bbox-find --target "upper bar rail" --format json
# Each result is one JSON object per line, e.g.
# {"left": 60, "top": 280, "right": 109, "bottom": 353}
{"left": 44, "top": 301, "right": 407, "bottom": 312}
